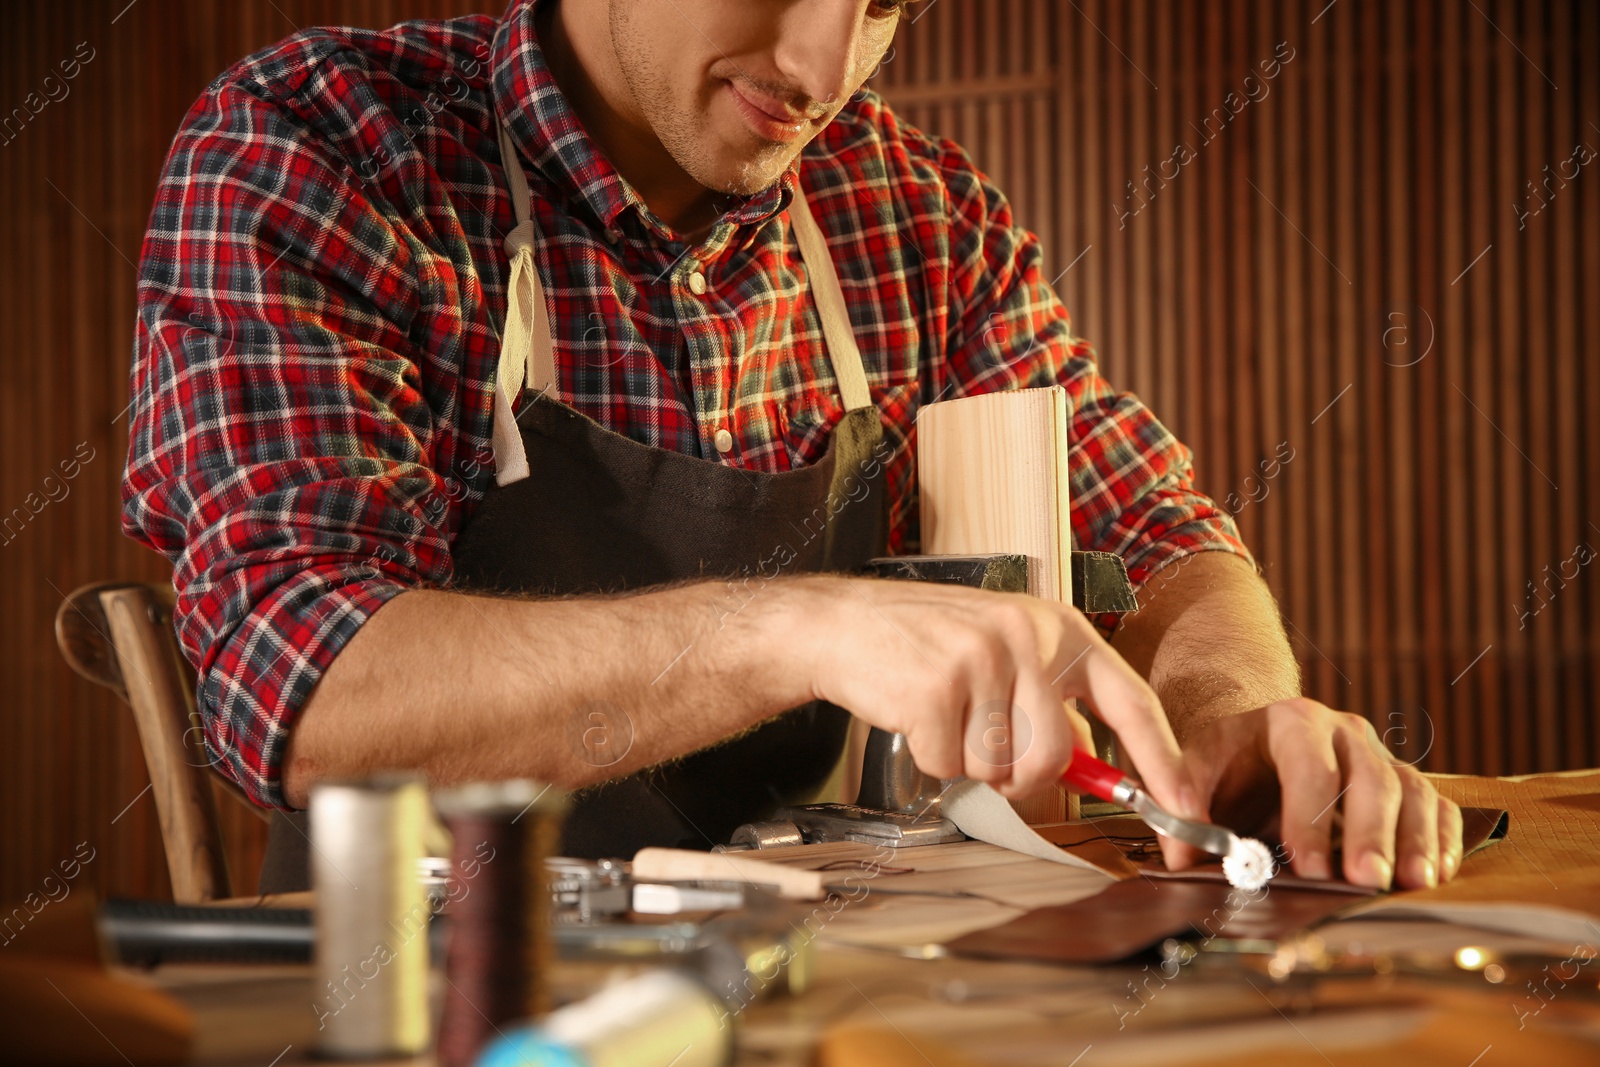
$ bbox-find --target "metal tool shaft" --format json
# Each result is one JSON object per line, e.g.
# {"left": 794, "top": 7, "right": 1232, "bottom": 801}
{"left": 1061, "top": 748, "right": 1242, "bottom": 860}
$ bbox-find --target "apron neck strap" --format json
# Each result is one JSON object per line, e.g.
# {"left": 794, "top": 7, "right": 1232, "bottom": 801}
{"left": 496, "top": 120, "right": 557, "bottom": 409}
{"left": 490, "top": 120, "right": 875, "bottom": 484}
{"left": 786, "top": 185, "right": 873, "bottom": 413}
{"left": 490, "top": 120, "right": 539, "bottom": 484}
{"left": 500, "top": 118, "right": 535, "bottom": 226}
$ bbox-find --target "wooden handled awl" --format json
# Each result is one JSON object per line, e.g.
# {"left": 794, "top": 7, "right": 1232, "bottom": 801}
{"left": 631, "top": 847, "right": 826, "bottom": 901}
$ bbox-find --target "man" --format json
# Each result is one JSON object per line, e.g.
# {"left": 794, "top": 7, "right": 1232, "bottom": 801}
{"left": 124, "top": 0, "right": 1460, "bottom": 890}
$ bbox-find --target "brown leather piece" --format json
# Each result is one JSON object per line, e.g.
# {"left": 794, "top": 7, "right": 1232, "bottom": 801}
{"left": 946, "top": 876, "right": 1361, "bottom": 965}
{"left": 1029, "top": 825, "right": 1142, "bottom": 879}
{"left": 950, "top": 808, "right": 1509, "bottom": 964}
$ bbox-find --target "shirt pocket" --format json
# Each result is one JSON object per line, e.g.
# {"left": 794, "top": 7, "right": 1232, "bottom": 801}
{"left": 779, "top": 379, "right": 915, "bottom": 472}
{"left": 777, "top": 377, "right": 847, "bottom": 471}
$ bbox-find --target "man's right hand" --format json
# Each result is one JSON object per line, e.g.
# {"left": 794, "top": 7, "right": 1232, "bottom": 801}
{"left": 788, "top": 575, "right": 1201, "bottom": 821}
{"left": 284, "top": 574, "right": 1200, "bottom": 821}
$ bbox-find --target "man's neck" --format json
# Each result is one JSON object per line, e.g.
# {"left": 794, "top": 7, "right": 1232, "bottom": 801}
{"left": 536, "top": 0, "right": 721, "bottom": 239}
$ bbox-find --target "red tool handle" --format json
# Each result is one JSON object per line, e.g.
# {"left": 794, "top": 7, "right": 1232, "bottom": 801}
{"left": 1060, "top": 747, "right": 1130, "bottom": 803}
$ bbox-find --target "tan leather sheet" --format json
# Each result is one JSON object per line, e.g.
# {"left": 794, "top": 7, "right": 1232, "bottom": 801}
{"left": 1337, "top": 770, "right": 1600, "bottom": 943}
{"left": 1364, "top": 770, "right": 1600, "bottom": 911}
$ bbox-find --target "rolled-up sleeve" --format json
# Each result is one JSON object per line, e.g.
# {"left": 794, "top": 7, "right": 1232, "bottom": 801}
{"left": 931, "top": 136, "right": 1255, "bottom": 628}
{"left": 123, "top": 77, "right": 457, "bottom": 808}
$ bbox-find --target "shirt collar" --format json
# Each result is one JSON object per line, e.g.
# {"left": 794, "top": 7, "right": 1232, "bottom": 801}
{"left": 490, "top": 0, "right": 796, "bottom": 240}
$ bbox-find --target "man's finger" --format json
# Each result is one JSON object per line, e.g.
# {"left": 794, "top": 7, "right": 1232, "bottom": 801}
{"left": 1047, "top": 623, "right": 1200, "bottom": 872}
{"left": 1052, "top": 625, "right": 1199, "bottom": 825}
{"left": 1438, "top": 794, "right": 1465, "bottom": 881}
{"left": 996, "top": 667, "right": 1069, "bottom": 799}
{"left": 962, "top": 666, "right": 1021, "bottom": 786}
{"left": 1267, "top": 703, "right": 1340, "bottom": 880}
{"left": 1333, "top": 720, "right": 1402, "bottom": 889}
{"left": 1393, "top": 764, "right": 1440, "bottom": 889}
{"left": 1065, "top": 703, "right": 1095, "bottom": 756}
{"left": 1066, "top": 652, "right": 1185, "bottom": 790}
{"left": 903, "top": 686, "right": 965, "bottom": 781}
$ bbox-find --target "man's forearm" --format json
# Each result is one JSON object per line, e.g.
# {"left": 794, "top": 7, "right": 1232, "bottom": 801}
{"left": 1109, "top": 551, "right": 1301, "bottom": 743}
{"left": 279, "top": 561, "right": 1207, "bottom": 812}
{"left": 281, "top": 579, "right": 823, "bottom": 808}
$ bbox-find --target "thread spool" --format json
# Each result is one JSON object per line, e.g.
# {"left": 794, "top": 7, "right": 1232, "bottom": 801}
{"left": 474, "top": 969, "right": 733, "bottom": 1067}
{"left": 434, "top": 780, "right": 568, "bottom": 1067}
{"left": 310, "top": 776, "right": 432, "bottom": 1059}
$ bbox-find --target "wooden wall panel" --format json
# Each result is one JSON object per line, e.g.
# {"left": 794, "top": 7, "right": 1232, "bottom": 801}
{"left": 880, "top": 0, "right": 1599, "bottom": 776}
{"left": 1, "top": 0, "right": 1595, "bottom": 905}
{"left": 0, "top": 0, "right": 484, "bottom": 906}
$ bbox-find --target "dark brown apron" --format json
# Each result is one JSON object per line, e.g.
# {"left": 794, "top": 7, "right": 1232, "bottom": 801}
{"left": 258, "top": 118, "right": 888, "bottom": 888}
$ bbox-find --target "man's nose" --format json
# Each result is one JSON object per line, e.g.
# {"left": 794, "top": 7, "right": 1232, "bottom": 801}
{"left": 772, "top": 0, "right": 868, "bottom": 110}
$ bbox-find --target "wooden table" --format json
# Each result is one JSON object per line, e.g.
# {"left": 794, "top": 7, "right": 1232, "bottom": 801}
{"left": 146, "top": 771, "right": 1600, "bottom": 1066}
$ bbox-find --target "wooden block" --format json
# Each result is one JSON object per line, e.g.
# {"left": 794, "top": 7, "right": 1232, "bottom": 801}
{"left": 917, "top": 387, "right": 1075, "bottom": 825}
{"left": 916, "top": 386, "right": 1072, "bottom": 603}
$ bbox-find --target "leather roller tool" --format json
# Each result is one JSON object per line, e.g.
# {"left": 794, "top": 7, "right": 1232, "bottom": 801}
{"left": 1061, "top": 746, "right": 1277, "bottom": 891}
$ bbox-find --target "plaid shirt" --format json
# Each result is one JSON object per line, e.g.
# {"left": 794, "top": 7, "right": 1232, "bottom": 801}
{"left": 123, "top": 0, "right": 1252, "bottom": 809}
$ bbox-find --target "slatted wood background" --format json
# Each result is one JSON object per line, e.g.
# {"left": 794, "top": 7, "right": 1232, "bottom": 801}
{"left": 1, "top": 0, "right": 1595, "bottom": 904}
{"left": 0, "top": 0, "right": 486, "bottom": 907}
{"left": 881, "top": 0, "right": 1600, "bottom": 778}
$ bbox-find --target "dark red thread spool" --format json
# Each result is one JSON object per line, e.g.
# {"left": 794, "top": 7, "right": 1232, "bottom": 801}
{"left": 433, "top": 781, "right": 567, "bottom": 1067}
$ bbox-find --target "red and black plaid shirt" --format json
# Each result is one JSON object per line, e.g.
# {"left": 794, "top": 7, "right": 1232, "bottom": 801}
{"left": 123, "top": 0, "right": 1252, "bottom": 809}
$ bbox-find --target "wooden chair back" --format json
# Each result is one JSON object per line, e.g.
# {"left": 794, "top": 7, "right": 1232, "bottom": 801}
{"left": 54, "top": 582, "right": 254, "bottom": 902}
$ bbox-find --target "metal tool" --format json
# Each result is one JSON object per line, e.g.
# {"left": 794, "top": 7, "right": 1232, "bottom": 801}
{"left": 548, "top": 857, "right": 815, "bottom": 1011}
{"left": 854, "top": 727, "right": 951, "bottom": 818}
{"left": 727, "top": 551, "right": 1143, "bottom": 851}
{"left": 720, "top": 723, "right": 969, "bottom": 851}
{"left": 548, "top": 856, "right": 633, "bottom": 922}
{"left": 1061, "top": 747, "right": 1277, "bottom": 890}
{"left": 727, "top": 800, "right": 966, "bottom": 850}
{"left": 100, "top": 899, "right": 317, "bottom": 967}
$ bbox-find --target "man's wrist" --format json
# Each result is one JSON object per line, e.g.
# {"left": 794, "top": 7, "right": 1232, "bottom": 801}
{"left": 1109, "top": 551, "right": 1301, "bottom": 745}
{"left": 1156, "top": 670, "right": 1299, "bottom": 745}
{"left": 712, "top": 572, "right": 843, "bottom": 710}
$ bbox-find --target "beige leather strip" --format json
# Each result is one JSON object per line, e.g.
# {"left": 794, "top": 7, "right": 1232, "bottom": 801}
{"left": 489, "top": 384, "right": 529, "bottom": 486}
{"left": 788, "top": 186, "right": 873, "bottom": 413}
{"left": 504, "top": 221, "right": 558, "bottom": 400}
{"left": 942, "top": 779, "right": 1112, "bottom": 875}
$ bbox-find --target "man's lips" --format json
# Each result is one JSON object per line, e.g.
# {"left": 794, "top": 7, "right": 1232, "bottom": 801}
{"left": 725, "top": 81, "right": 814, "bottom": 143}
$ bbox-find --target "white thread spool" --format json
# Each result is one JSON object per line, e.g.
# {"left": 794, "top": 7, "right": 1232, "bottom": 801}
{"left": 310, "top": 776, "right": 432, "bottom": 1058}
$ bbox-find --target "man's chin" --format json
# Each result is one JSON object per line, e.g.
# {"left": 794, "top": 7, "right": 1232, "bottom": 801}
{"left": 685, "top": 143, "right": 800, "bottom": 199}
{"left": 717, "top": 172, "right": 785, "bottom": 198}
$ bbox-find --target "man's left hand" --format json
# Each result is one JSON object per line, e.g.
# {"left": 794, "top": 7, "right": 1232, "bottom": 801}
{"left": 1157, "top": 697, "right": 1464, "bottom": 890}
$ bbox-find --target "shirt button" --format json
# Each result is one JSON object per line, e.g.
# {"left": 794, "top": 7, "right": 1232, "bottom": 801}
{"left": 713, "top": 427, "right": 734, "bottom": 453}
{"left": 604, "top": 227, "right": 622, "bottom": 244}
{"left": 688, "top": 270, "right": 708, "bottom": 296}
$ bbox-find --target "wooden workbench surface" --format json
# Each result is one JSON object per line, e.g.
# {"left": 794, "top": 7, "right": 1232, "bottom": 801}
{"left": 149, "top": 918, "right": 1600, "bottom": 1067}
{"left": 143, "top": 771, "right": 1600, "bottom": 1066}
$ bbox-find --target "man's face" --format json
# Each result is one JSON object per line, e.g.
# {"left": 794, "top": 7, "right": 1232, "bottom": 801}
{"left": 608, "top": 0, "right": 906, "bottom": 196}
